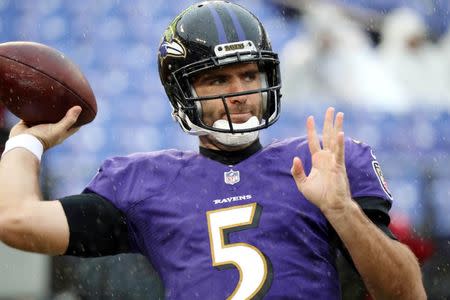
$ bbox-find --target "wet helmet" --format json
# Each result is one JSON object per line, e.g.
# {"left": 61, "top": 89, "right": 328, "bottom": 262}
{"left": 158, "top": 1, "right": 282, "bottom": 145}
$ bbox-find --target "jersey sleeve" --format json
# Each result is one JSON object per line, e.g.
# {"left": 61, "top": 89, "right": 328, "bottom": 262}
{"left": 345, "top": 138, "right": 393, "bottom": 202}
{"left": 81, "top": 155, "right": 152, "bottom": 254}
{"left": 83, "top": 157, "right": 137, "bottom": 211}
{"left": 81, "top": 152, "right": 185, "bottom": 255}
{"left": 334, "top": 196, "right": 397, "bottom": 271}
{"left": 354, "top": 196, "right": 396, "bottom": 240}
{"left": 337, "top": 139, "right": 397, "bottom": 266}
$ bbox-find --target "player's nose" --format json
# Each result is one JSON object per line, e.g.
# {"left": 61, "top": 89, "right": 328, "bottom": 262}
{"left": 226, "top": 78, "right": 247, "bottom": 104}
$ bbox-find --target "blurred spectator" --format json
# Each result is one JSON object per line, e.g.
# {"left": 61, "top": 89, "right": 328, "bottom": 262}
{"left": 378, "top": 7, "right": 449, "bottom": 108}
{"left": 389, "top": 213, "right": 434, "bottom": 264}
{"left": 264, "top": 0, "right": 301, "bottom": 20}
{"left": 1, "top": 0, "right": 449, "bottom": 298}
{"left": 365, "top": 213, "right": 435, "bottom": 300}
{"left": 437, "top": 29, "right": 450, "bottom": 104}
{"left": 281, "top": 2, "right": 410, "bottom": 112}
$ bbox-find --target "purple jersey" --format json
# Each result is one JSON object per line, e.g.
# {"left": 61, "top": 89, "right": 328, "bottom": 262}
{"left": 85, "top": 137, "right": 392, "bottom": 299}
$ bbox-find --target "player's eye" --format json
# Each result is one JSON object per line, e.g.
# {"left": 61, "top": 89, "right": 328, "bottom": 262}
{"left": 243, "top": 71, "right": 258, "bottom": 82}
{"left": 208, "top": 75, "right": 228, "bottom": 85}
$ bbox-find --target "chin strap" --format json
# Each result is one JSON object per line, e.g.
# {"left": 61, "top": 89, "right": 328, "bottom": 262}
{"left": 211, "top": 116, "right": 260, "bottom": 146}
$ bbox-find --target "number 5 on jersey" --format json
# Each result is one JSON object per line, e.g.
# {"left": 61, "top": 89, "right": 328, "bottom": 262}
{"left": 206, "top": 203, "right": 272, "bottom": 300}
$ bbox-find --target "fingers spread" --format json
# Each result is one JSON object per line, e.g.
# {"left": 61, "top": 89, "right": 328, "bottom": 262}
{"left": 291, "top": 157, "right": 307, "bottom": 185}
{"left": 307, "top": 116, "right": 321, "bottom": 155}
{"left": 306, "top": 108, "right": 345, "bottom": 165}
{"left": 336, "top": 132, "right": 345, "bottom": 166}
{"left": 333, "top": 111, "right": 344, "bottom": 157}
{"left": 334, "top": 112, "right": 344, "bottom": 137}
{"left": 322, "top": 107, "right": 335, "bottom": 150}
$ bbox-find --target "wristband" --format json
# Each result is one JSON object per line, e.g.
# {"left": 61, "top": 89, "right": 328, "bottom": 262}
{"left": 1, "top": 134, "right": 44, "bottom": 161}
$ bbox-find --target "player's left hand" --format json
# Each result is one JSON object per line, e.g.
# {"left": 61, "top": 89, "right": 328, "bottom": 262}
{"left": 291, "top": 107, "right": 353, "bottom": 215}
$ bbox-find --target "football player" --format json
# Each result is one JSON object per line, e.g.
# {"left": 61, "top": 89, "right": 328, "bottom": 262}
{"left": 0, "top": 1, "right": 425, "bottom": 299}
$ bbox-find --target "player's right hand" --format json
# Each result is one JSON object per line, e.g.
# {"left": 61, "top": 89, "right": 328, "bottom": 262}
{"left": 9, "top": 106, "right": 82, "bottom": 150}
{"left": 291, "top": 107, "right": 352, "bottom": 216}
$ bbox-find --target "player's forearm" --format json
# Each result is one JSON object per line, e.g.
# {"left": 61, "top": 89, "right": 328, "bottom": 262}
{"left": 0, "top": 149, "right": 64, "bottom": 253}
{"left": 0, "top": 149, "right": 43, "bottom": 206}
{"left": 0, "top": 149, "right": 39, "bottom": 241}
{"left": 324, "top": 200, "right": 426, "bottom": 300}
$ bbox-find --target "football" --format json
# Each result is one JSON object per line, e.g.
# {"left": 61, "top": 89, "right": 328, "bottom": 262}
{"left": 0, "top": 41, "right": 97, "bottom": 127}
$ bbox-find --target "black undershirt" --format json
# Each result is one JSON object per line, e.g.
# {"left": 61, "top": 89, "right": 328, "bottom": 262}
{"left": 199, "top": 139, "right": 263, "bottom": 165}
{"left": 60, "top": 140, "right": 396, "bottom": 258}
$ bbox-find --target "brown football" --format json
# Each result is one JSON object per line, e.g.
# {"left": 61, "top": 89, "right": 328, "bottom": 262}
{"left": 0, "top": 41, "right": 97, "bottom": 127}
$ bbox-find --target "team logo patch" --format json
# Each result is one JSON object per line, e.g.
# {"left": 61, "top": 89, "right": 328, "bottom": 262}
{"left": 159, "top": 38, "right": 186, "bottom": 58}
{"left": 372, "top": 161, "right": 393, "bottom": 200}
{"left": 224, "top": 169, "right": 240, "bottom": 185}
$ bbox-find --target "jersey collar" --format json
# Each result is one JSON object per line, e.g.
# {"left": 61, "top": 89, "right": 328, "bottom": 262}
{"left": 199, "top": 140, "right": 262, "bottom": 165}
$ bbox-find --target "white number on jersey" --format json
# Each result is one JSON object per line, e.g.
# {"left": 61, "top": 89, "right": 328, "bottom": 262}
{"left": 206, "top": 203, "right": 271, "bottom": 300}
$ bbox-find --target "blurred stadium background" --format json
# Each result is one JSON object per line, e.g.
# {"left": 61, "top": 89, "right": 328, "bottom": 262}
{"left": 0, "top": 0, "right": 449, "bottom": 299}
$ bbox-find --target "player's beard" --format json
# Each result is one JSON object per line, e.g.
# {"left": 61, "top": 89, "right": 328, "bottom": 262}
{"left": 198, "top": 94, "right": 263, "bottom": 150}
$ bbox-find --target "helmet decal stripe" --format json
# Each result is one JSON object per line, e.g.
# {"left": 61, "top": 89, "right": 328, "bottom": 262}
{"left": 207, "top": 5, "right": 228, "bottom": 43}
{"left": 225, "top": 5, "right": 246, "bottom": 41}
